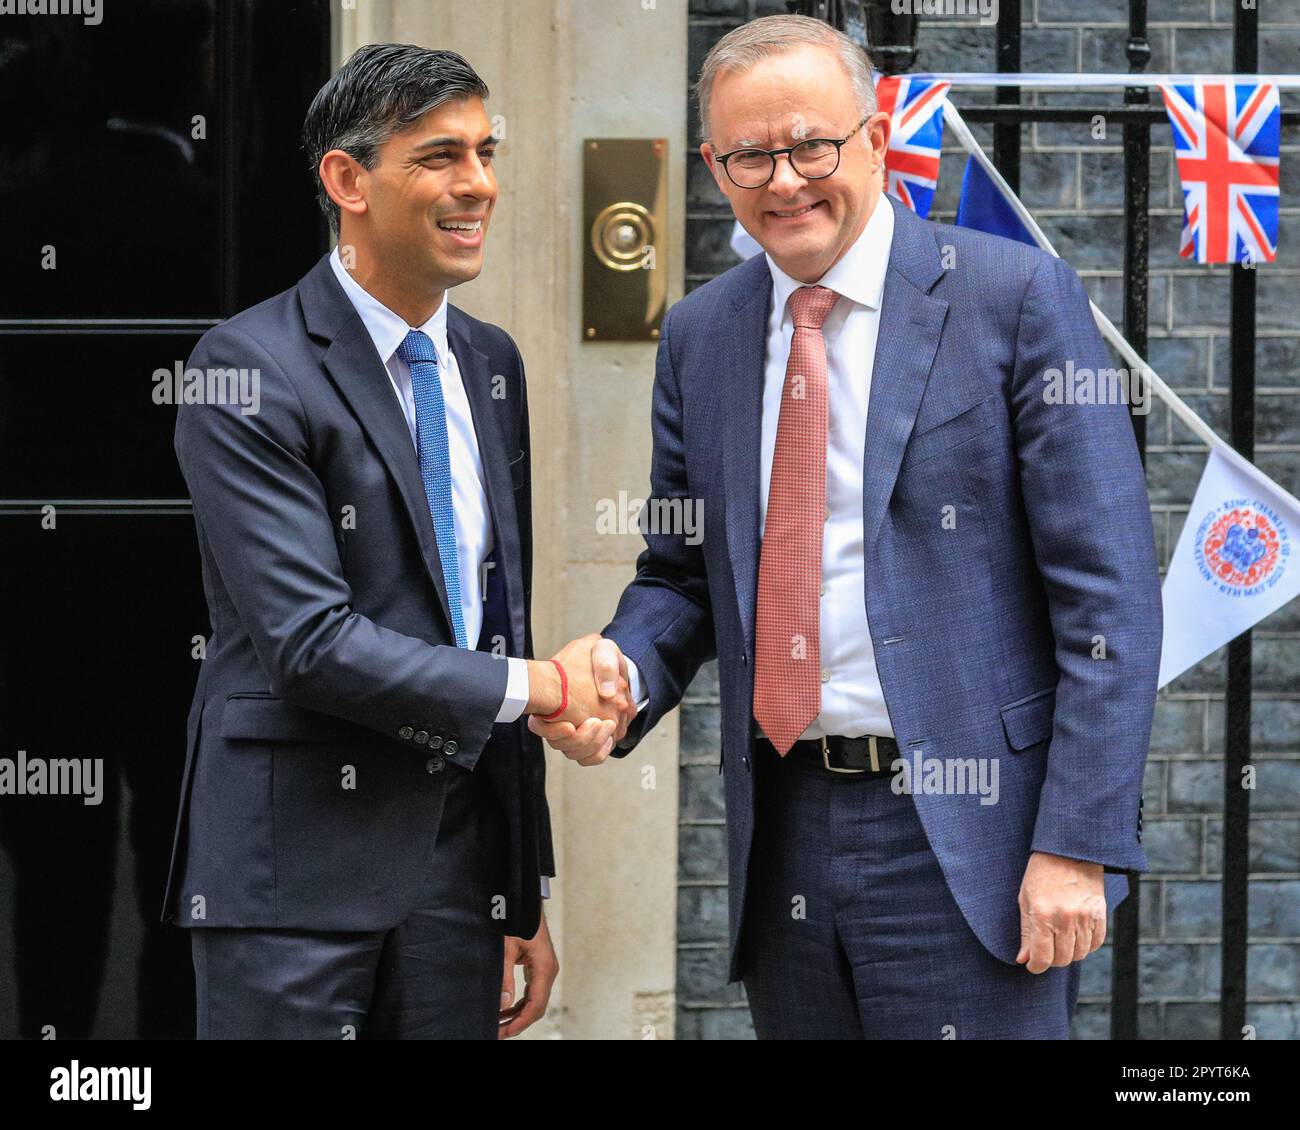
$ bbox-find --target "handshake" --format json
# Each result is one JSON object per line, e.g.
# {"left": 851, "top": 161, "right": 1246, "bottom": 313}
{"left": 523, "top": 633, "right": 637, "bottom": 766}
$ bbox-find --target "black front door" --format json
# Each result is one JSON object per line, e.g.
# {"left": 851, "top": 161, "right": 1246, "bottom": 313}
{"left": 0, "top": 0, "right": 330, "bottom": 1039}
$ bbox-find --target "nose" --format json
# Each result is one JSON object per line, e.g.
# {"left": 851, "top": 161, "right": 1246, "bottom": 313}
{"left": 767, "top": 152, "right": 807, "bottom": 198}
{"left": 458, "top": 151, "right": 496, "bottom": 199}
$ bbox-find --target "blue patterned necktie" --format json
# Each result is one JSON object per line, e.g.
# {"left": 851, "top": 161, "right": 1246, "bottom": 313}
{"left": 397, "top": 328, "right": 468, "bottom": 648}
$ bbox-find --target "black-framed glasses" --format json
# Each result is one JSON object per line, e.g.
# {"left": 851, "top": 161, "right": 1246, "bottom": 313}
{"left": 711, "top": 114, "right": 871, "bottom": 189}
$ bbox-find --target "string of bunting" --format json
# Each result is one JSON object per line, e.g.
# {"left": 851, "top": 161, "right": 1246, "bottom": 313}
{"left": 879, "top": 72, "right": 1287, "bottom": 264}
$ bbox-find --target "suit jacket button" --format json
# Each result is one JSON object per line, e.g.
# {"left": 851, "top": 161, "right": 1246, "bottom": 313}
{"left": 398, "top": 726, "right": 414, "bottom": 741}
{"left": 742, "top": 755, "right": 750, "bottom": 772}
{"left": 428, "top": 735, "right": 444, "bottom": 750}
{"left": 413, "top": 730, "right": 429, "bottom": 745}
{"left": 444, "top": 740, "right": 459, "bottom": 756}
{"left": 426, "top": 757, "right": 445, "bottom": 774}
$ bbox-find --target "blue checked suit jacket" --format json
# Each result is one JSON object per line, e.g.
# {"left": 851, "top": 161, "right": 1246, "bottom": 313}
{"left": 604, "top": 199, "right": 1162, "bottom": 983}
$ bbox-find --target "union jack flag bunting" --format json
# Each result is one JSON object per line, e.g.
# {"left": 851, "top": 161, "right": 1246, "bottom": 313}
{"left": 1161, "top": 80, "right": 1281, "bottom": 265}
{"left": 874, "top": 75, "right": 951, "bottom": 219}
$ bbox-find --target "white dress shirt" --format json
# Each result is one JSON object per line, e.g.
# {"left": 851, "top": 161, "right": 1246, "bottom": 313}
{"left": 328, "top": 250, "right": 547, "bottom": 895}
{"left": 759, "top": 192, "right": 896, "bottom": 739}
{"left": 626, "top": 193, "right": 897, "bottom": 741}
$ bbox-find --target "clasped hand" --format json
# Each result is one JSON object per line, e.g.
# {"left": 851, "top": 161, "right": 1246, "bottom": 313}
{"left": 527, "top": 633, "right": 635, "bottom": 766}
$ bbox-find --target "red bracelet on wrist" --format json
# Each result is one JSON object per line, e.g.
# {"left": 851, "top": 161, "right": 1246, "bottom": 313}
{"left": 539, "top": 659, "right": 568, "bottom": 722}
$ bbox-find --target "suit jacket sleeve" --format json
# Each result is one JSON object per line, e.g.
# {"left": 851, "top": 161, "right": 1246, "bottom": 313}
{"left": 602, "top": 307, "right": 716, "bottom": 754}
{"left": 1010, "top": 255, "right": 1161, "bottom": 872}
{"left": 174, "top": 323, "right": 509, "bottom": 758}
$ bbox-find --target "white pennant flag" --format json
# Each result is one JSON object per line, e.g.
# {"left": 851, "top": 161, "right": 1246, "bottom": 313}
{"left": 1159, "top": 447, "right": 1300, "bottom": 687}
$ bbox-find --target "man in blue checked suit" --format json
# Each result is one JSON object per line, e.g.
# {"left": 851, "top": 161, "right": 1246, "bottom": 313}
{"left": 534, "top": 14, "right": 1161, "bottom": 1039}
{"left": 162, "top": 44, "right": 633, "bottom": 1039}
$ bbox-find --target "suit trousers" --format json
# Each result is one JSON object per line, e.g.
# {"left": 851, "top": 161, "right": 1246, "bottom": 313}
{"left": 738, "top": 739, "right": 1081, "bottom": 1039}
{"left": 190, "top": 756, "right": 507, "bottom": 1039}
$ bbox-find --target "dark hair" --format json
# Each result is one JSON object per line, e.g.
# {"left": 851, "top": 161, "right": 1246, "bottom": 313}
{"left": 302, "top": 43, "right": 489, "bottom": 234}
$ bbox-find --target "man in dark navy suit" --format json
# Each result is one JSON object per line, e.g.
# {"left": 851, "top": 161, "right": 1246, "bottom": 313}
{"left": 162, "top": 43, "right": 633, "bottom": 1040}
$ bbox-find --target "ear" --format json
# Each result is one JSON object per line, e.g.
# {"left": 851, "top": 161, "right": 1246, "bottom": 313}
{"left": 700, "top": 141, "right": 723, "bottom": 186}
{"left": 865, "top": 111, "right": 891, "bottom": 173}
{"left": 319, "top": 149, "right": 369, "bottom": 224}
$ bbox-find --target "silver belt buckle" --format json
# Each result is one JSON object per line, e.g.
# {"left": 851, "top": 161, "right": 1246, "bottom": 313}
{"left": 821, "top": 735, "right": 873, "bottom": 774}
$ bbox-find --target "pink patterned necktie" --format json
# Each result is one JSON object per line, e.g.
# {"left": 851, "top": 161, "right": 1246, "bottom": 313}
{"left": 753, "top": 284, "right": 839, "bottom": 755}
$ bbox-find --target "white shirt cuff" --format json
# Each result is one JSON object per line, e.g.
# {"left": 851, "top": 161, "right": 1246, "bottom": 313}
{"left": 540, "top": 874, "right": 551, "bottom": 899}
{"left": 623, "top": 655, "right": 650, "bottom": 712}
{"left": 495, "top": 657, "right": 530, "bottom": 723}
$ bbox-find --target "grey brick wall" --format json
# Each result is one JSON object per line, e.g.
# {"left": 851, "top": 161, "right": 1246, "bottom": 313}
{"left": 678, "top": 0, "right": 1300, "bottom": 1039}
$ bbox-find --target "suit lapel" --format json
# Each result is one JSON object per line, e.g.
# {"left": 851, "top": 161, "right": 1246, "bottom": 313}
{"left": 300, "top": 254, "right": 457, "bottom": 641}
{"left": 720, "top": 256, "right": 773, "bottom": 657}
{"left": 861, "top": 218, "right": 949, "bottom": 557}
{"left": 448, "top": 310, "right": 527, "bottom": 657}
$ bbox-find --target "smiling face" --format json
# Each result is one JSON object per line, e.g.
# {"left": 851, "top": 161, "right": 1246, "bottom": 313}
{"left": 326, "top": 94, "right": 499, "bottom": 319}
{"left": 701, "top": 45, "right": 889, "bottom": 283}
{"left": 367, "top": 95, "right": 497, "bottom": 289}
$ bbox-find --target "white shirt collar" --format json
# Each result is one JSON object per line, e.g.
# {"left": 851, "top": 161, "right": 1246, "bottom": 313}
{"left": 765, "top": 190, "right": 895, "bottom": 320}
{"left": 329, "top": 245, "right": 451, "bottom": 367}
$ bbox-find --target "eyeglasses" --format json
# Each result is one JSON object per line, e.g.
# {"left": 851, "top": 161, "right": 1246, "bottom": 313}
{"left": 711, "top": 114, "right": 871, "bottom": 190}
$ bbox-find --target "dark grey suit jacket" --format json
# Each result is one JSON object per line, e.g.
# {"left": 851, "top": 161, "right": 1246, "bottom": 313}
{"left": 161, "top": 252, "right": 552, "bottom": 940}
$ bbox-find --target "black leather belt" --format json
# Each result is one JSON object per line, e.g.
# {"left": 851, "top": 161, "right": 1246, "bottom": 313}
{"left": 757, "top": 733, "right": 900, "bottom": 774}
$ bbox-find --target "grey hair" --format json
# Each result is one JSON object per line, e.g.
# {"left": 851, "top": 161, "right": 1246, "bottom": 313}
{"left": 302, "top": 43, "right": 490, "bottom": 235}
{"left": 695, "top": 13, "right": 876, "bottom": 143}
